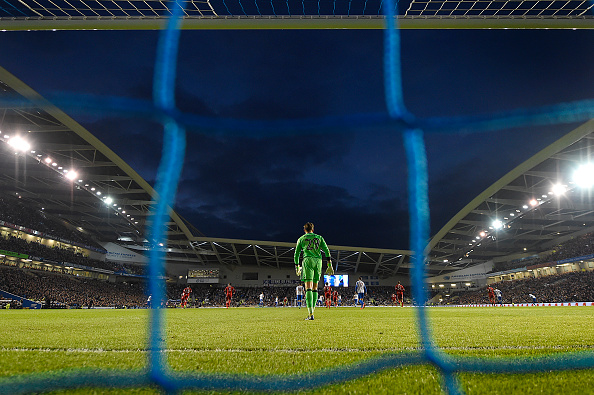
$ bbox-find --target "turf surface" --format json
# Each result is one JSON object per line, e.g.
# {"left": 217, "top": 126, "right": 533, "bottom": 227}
{"left": 0, "top": 306, "right": 593, "bottom": 394}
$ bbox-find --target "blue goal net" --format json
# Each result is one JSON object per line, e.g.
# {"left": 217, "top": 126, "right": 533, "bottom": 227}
{"left": 0, "top": 0, "right": 593, "bottom": 394}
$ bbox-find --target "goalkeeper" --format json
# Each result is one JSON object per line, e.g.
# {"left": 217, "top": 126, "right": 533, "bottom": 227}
{"left": 294, "top": 222, "right": 333, "bottom": 321}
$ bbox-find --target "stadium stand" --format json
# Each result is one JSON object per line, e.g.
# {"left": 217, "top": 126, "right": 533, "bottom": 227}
{"left": 493, "top": 232, "right": 594, "bottom": 273}
{"left": 0, "top": 194, "right": 104, "bottom": 250}
{"left": 455, "top": 271, "right": 594, "bottom": 305}
{"left": 0, "top": 265, "right": 146, "bottom": 308}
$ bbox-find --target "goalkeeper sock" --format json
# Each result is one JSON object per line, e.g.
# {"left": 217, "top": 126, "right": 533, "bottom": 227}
{"left": 312, "top": 290, "right": 318, "bottom": 315}
{"left": 305, "top": 289, "right": 313, "bottom": 315}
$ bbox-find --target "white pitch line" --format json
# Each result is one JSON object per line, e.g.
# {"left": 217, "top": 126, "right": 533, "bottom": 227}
{"left": 1, "top": 345, "right": 592, "bottom": 353}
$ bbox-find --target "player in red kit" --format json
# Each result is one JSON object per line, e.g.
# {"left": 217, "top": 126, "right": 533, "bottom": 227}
{"left": 395, "top": 281, "right": 405, "bottom": 307}
{"left": 391, "top": 293, "right": 397, "bottom": 305}
{"left": 487, "top": 286, "right": 495, "bottom": 304}
{"left": 324, "top": 283, "right": 332, "bottom": 308}
{"left": 224, "top": 283, "right": 235, "bottom": 308}
{"left": 180, "top": 286, "right": 192, "bottom": 308}
{"left": 332, "top": 290, "right": 338, "bottom": 307}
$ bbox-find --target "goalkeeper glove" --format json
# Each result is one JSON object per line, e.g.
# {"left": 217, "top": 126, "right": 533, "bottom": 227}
{"left": 295, "top": 265, "right": 302, "bottom": 277}
{"left": 325, "top": 262, "right": 334, "bottom": 275}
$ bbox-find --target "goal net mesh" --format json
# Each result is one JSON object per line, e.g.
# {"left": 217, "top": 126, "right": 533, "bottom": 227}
{"left": 0, "top": 0, "right": 593, "bottom": 394}
{"left": 1, "top": 0, "right": 592, "bottom": 19}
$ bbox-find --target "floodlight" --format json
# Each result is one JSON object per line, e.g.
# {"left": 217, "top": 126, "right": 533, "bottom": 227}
{"left": 104, "top": 197, "right": 113, "bottom": 205}
{"left": 65, "top": 171, "right": 78, "bottom": 181}
{"left": 492, "top": 220, "right": 503, "bottom": 229}
{"left": 7, "top": 136, "right": 31, "bottom": 152}
{"left": 529, "top": 199, "right": 538, "bottom": 206}
{"left": 573, "top": 163, "right": 594, "bottom": 188}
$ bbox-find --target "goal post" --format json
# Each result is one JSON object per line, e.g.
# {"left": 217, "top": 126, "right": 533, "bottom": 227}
{"left": 0, "top": 0, "right": 592, "bottom": 30}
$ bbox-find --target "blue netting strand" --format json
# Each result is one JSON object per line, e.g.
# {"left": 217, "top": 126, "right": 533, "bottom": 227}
{"left": 148, "top": 0, "right": 187, "bottom": 392}
{"left": 237, "top": 0, "right": 248, "bottom": 15}
{"left": 9, "top": 93, "right": 594, "bottom": 138}
{"left": 0, "top": 0, "right": 27, "bottom": 16}
{"left": 0, "top": 353, "right": 427, "bottom": 394}
{"left": 220, "top": 0, "right": 232, "bottom": 15}
{"left": 403, "top": 128, "right": 463, "bottom": 395}
{"left": 382, "top": 0, "right": 409, "bottom": 122}
{"left": 0, "top": 370, "right": 151, "bottom": 395}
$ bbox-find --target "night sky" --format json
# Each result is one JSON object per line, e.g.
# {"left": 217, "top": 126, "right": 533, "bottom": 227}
{"left": 1, "top": 28, "right": 593, "bottom": 249}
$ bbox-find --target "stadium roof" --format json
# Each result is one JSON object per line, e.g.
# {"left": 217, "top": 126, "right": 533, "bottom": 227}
{"left": 428, "top": 119, "right": 594, "bottom": 272}
{"left": 1, "top": 66, "right": 594, "bottom": 278}
{"left": 0, "top": 66, "right": 415, "bottom": 277}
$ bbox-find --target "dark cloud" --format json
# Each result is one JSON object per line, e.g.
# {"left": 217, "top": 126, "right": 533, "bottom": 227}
{"left": 1, "top": 28, "right": 592, "bottom": 250}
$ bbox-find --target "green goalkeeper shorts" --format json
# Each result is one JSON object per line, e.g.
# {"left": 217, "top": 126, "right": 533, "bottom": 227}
{"left": 301, "top": 257, "right": 322, "bottom": 283}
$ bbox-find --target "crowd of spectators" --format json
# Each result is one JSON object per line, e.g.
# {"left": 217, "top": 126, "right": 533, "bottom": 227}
{"left": 494, "top": 232, "right": 594, "bottom": 272}
{"left": 0, "top": 234, "right": 144, "bottom": 276}
{"left": 455, "top": 270, "right": 594, "bottom": 305}
{"left": 0, "top": 299, "right": 22, "bottom": 309}
{"left": 0, "top": 194, "right": 103, "bottom": 250}
{"left": 0, "top": 265, "right": 147, "bottom": 308}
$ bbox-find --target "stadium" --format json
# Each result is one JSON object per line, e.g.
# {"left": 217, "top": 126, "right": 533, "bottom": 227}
{"left": 1, "top": 0, "right": 594, "bottom": 394}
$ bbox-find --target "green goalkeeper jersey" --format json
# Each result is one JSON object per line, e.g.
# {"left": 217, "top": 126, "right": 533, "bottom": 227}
{"left": 294, "top": 232, "right": 330, "bottom": 265}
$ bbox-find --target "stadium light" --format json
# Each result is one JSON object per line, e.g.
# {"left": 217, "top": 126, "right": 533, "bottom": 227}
{"left": 573, "top": 163, "right": 594, "bottom": 188}
{"left": 529, "top": 199, "right": 538, "bottom": 206}
{"left": 7, "top": 136, "right": 31, "bottom": 152}
{"left": 104, "top": 197, "right": 113, "bottom": 205}
{"left": 65, "top": 171, "right": 78, "bottom": 181}
{"left": 492, "top": 220, "right": 503, "bottom": 230}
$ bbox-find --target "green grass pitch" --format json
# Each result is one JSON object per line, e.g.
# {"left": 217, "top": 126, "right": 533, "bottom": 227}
{"left": 0, "top": 306, "right": 593, "bottom": 394}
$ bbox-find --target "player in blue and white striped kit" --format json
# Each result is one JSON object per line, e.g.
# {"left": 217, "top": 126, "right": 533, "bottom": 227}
{"left": 355, "top": 277, "right": 366, "bottom": 309}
